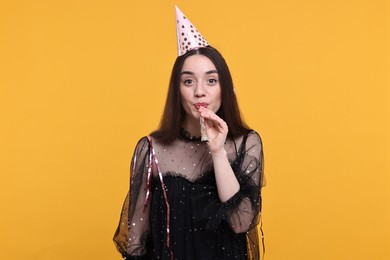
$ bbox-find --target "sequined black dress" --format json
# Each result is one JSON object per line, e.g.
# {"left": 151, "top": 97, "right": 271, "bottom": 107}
{"left": 114, "top": 130, "right": 264, "bottom": 260}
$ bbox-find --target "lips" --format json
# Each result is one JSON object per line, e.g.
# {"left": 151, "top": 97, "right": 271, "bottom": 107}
{"left": 194, "top": 102, "right": 208, "bottom": 110}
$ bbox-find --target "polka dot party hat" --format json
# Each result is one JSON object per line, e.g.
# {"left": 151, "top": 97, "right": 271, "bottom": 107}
{"left": 175, "top": 6, "right": 210, "bottom": 56}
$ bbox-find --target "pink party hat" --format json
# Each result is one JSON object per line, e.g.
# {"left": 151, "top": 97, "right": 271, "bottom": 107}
{"left": 175, "top": 6, "right": 210, "bottom": 56}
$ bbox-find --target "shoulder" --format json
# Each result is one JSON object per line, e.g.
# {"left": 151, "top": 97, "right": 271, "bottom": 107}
{"left": 228, "top": 130, "right": 262, "bottom": 154}
{"left": 133, "top": 136, "right": 150, "bottom": 155}
{"left": 245, "top": 130, "right": 263, "bottom": 146}
{"left": 238, "top": 130, "right": 263, "bottom": 156}
{"left": 136, "top": 136, "right": 150, "bottom": 146}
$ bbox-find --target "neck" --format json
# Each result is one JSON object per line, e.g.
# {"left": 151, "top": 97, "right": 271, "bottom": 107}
{"left": 182, "top": 116, "right": 201, "bottom": 138}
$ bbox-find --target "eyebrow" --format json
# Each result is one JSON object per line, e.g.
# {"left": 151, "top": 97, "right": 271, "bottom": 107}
{"left": 180, "top": 70, "right": 218, "bottom": 75}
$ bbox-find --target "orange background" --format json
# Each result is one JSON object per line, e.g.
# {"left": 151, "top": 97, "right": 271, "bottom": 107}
{"left": 1, "top": 0, "right": 389, "bottom": 259}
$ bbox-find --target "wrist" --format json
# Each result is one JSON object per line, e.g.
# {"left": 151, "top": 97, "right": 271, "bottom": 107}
{"left": 210, "top": 148, "right": 227, "bottom": 158}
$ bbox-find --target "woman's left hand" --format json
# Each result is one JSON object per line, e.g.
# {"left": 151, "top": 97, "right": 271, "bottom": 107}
{"left": 198, "top": 107, "right": 228, "bottom": 154}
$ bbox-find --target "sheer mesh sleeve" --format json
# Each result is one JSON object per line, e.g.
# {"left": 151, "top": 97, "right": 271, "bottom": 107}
{"left": 113, "top": 137, "right": 152, "bottom": 258}
{"left": 225, "top": 130, "right": 264, "bottom": 233}
{"left": 192, "top": 131, "right": 265, "bottom": 234}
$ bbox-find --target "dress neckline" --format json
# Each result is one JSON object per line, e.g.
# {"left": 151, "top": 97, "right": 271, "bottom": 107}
{"left": 180, "top": 128, "right": 202, "bottom": 141}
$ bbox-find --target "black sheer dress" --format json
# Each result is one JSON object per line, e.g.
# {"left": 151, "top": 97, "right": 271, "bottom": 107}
{"left": 113, "top": 130, "right": 264, "bottom": 260}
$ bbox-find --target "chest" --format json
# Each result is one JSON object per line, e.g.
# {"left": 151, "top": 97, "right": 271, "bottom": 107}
{"left": 151, "top": 139, "right": 239, "bottom": 182}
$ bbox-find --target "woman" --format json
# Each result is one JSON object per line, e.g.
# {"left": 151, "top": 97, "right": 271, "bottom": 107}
{"left": 114, "top": 7, "right": 265, "bottom": 260}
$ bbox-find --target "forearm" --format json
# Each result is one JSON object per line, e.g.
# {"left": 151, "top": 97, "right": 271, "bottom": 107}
{"left": 211, "top": 149, "right": 240, "bottom": 202}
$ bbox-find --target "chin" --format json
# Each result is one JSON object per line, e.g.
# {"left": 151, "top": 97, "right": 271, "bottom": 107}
{"left": 192, "top": 114, "right": 201, "bottom": 120}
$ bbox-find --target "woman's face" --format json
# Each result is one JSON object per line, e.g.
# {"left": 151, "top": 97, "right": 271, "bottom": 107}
{"left": 180, "top": 54, "right": 222, "bottom": 121}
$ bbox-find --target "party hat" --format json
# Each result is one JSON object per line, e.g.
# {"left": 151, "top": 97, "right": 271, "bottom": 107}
{"left": 175, "top": 6, "right": 210, "bottom": 56}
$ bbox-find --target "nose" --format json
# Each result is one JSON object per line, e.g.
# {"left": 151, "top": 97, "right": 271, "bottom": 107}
{"left": 194, "top": 82, "right": 206, "bottom": 97}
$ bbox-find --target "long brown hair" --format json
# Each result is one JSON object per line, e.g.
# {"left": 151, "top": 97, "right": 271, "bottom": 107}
{"left": 151, "top": 46, "right": 250, "bottom": 144}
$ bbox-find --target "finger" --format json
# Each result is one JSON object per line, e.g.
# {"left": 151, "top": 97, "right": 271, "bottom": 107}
{"left": 199, "top": 108, "right": 221, "bottom": 123}
{"left": 204, "top": 116, "right": 228, "bottom": 135}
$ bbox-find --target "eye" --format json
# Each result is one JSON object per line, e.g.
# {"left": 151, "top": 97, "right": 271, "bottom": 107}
{"left": 183, "top": 79, "right": 195, "bottom": 86}
{"left": 207, "top": 78, "right": 218, "bottom": 85}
